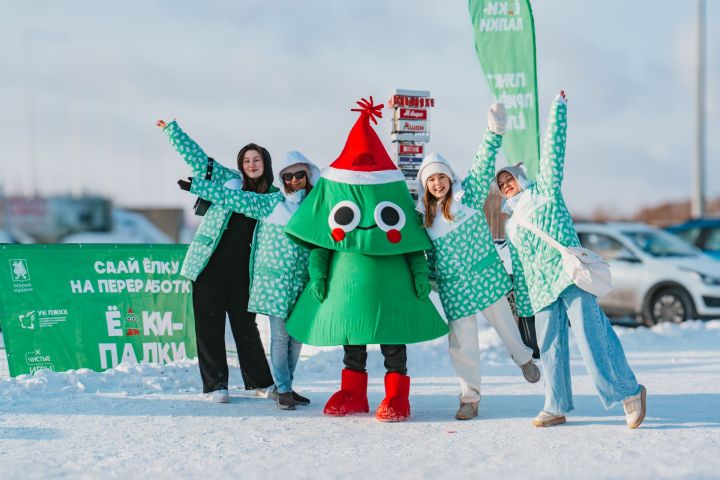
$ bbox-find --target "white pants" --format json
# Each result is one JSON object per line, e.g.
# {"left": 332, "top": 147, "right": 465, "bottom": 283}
{"left": 448, "top": 296, "right": 534, "bottom": 403}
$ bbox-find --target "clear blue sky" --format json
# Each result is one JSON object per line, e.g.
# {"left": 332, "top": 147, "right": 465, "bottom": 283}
{"left": 1, "top": 1, "right": 718, "bottom": 217}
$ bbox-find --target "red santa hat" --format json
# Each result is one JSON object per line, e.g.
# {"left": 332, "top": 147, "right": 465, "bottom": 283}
{"left": 322, "top": 97, "right": 404, "bottom": 185}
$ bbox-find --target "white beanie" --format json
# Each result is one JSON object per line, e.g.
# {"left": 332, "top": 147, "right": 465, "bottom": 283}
{"left": 419, "top": 159, "right": 454, "bottom": 188}
{"left": 415, "top": 153, "right": 464, "bottom": 212}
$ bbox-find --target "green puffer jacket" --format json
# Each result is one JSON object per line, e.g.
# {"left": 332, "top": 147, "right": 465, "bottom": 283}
{"left": 419, "top": 131, "right": 512, "bottom": 321}
{"left": 504, "top": 95, "right": 579, "bottom": 316}
{"left": 190, "top": 152, "right": 321, "bottom": 319}
{"left": 162, "top": 121, "right": 275, "bottom": 281}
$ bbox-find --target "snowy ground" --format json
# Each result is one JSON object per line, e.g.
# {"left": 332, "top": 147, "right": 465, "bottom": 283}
{"left": 1, "top": 319, "right": 719, "bottom": 480}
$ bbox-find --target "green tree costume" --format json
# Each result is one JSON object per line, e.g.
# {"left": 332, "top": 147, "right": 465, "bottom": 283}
{"left": 284, "top": 99, "right": 448, "bottom": 346}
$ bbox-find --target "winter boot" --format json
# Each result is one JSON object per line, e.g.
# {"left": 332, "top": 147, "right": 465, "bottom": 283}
{"left": 623, "top": 385, "right": 647, "bottom": 429}
{"left": 292, "top": 391, "right": 311, "bottom": 406}
{"left": 455, "top": 401, "right": 479, "bottom": 420}
{"left": 277, "top": 392, "right": 296, "bottom": 411}
{"left": 323, "top": 369, "right": 369, "bottom": 416}
{"left": 520, "top": 360, "right": 541, "bottom": 384}
{"left": 375, "top": 373, "right": 411, "bottom": 422}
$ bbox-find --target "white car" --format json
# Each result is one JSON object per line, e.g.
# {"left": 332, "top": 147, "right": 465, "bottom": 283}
{"left": 61, "top": 209, "right": 172, "bottom": 244}
{"left": 574, "top": 223, "right": 720, "bottom": 325}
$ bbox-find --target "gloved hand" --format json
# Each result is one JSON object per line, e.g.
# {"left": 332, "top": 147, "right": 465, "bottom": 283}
{"left": 414, "top": 273, "right": 431, "bottom": 299}
{"left": 309, "top": 279, "right": 326, "bottom": 302}
{"left": 177, "top": 177, "right": 193, "bottom": 191}
{"left": 488, "top": 102, "right": 507, "bottom": 135}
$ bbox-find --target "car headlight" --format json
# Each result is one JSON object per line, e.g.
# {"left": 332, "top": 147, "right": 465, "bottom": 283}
{"left": 685, "top": 269, "right": 720, "bottom": 286}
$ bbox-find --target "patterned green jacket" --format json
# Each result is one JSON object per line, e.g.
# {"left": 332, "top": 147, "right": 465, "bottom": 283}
{"left": 420, "top": 131, "right": 512, "bottom": 321}
{"left": 505, "top": 95, "right": 579, "bottom": 316}
{"left": 162, "top": 121, "right": 275, "bottom": 281}
{"left": 190, "top": 154, "right": 320, "bottom": 319}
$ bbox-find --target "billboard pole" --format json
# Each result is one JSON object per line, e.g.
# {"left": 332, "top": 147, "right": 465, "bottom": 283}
{"left": 388, "top": 89, "right": 435, "bottom": 200}
{"left": 692, "top": 0, "right": 706, "bottom": 219}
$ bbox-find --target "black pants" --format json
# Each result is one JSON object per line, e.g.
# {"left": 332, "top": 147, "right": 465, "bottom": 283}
{"left": 192, "top": 263, "right": 274, "bottom": 393}
{"left": 343, "top": 345, "right": 407, "bottom": 375}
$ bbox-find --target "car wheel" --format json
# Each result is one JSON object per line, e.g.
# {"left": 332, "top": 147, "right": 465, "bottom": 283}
{"left": 645, "top": 287, "right": 691, "bottom": 325}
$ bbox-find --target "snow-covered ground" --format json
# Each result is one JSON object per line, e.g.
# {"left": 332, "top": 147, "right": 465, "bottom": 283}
{"left": 1, "top": 319, "right": 719, "bottom": 479}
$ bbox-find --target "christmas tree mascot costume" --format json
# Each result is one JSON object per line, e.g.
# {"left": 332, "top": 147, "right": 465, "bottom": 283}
{"left": 284, "top": 97, "right": 448, "bottom": 422}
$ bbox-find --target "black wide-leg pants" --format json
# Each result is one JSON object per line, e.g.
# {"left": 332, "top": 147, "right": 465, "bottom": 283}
{"left": 192, "top": 262, "right": 274, "bottom": 393}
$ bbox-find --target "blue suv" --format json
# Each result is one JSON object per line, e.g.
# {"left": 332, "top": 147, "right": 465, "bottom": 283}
{"left": 666, "top": 218, "right": 720, "bottom": 260}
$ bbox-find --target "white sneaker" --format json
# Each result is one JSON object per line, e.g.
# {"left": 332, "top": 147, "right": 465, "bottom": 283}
{"left": 520, "top": 361, "right": 541, "bottom": 383}
{"left": 623, "top": 385, "right": 647, "bottom": 429}
{"left": 254, "top": 385, "right": 278, "bottom": 400}
{"left": 532, "top": 411, "right": 566, "bottom": 427}
{"left": 210, "top": 389, "right": 229, "bottom": 403}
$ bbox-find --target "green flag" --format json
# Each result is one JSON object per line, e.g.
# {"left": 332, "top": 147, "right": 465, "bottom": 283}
{"left": 469, "top": 0, "right": 540, "bottom": 177}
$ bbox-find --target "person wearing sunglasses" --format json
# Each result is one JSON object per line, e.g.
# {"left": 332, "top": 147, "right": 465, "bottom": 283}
{"left": 184, "top": 151, "right": 320, "bottom": 411}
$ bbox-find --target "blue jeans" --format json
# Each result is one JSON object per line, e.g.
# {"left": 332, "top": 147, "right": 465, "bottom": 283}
{"left": 535, "top": 285, "right": 640, "bottom": 414}
{"left": 269, "top": 316, "right": 303, "bottom": 394}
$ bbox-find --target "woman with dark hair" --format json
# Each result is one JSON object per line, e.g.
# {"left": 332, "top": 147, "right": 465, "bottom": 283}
{"left": 156, "top": 119, "right": 275, "bottom": 403}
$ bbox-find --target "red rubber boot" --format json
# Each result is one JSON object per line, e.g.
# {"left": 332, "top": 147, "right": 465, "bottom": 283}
{"left": 375, "top": 373, "right": 411, "bottom": 422}
{"left": 323, "top": 369, "right": 370, "bottom": 416}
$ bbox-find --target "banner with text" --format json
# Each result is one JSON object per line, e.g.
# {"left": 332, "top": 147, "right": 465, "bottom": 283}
{"left": 0, "top": 244, "right": 195, "bottom": 377}
{"left": 469, "top": 0, "right": 540, "bottom": 177}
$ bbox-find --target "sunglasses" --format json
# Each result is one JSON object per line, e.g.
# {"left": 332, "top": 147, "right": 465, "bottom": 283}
{"left": 281, "top": 171, "right": 307, "bottom": 182}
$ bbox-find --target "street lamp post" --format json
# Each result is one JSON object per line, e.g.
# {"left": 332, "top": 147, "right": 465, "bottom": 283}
{"left": 692, "top": 0, "right": 706, "bottom": 219}
{"left": 21, "top": 28, "right": 38, "bottom": 198}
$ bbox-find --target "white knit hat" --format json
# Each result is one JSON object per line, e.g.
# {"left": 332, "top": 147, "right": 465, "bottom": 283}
{"left": 419, "top": 160, "right": 454, "bottom": 188}
{"left": 415, "top": 153, "right": 464, "bottom": 212}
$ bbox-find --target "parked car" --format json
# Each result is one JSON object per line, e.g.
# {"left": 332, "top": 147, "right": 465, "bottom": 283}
{"left": 666, "top": 218, "right": 720, "bottom": 260}
{"left": 575, "top": 223, "right": 720, "bottom": 325}
{"left": 61, "top": 209, "right": 172, "bottom": 244}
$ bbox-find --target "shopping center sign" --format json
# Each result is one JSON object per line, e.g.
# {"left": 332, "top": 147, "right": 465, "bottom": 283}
{"left": 389, "top": 89, "right": 435, "bottom": 199}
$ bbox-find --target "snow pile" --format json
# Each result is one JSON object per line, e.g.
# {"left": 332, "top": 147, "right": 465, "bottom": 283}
{"left": 0, "top": 361, "right": 200, "bottom": 399}
{"left": 615, "top": 319, "right": 720, "bottom": 352}
{"left": 2, "top": 320, "right": 718, "bottom": 395}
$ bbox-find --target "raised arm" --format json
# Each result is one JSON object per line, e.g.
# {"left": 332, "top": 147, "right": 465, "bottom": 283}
{"left": 157, "top": 120, "right": 211, "bottom": 176}
{"left": 157, "top": 119, "right": 234, "bottom": 183}
{"left": 535, "top": 92, "right": 568, "bottom": 195}
{"left": 190, "top": 177, "right": 282, "bottom": 220}
{"left": 461, "top": 103, "right": 506, "bottom": 210}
